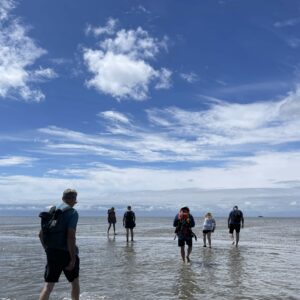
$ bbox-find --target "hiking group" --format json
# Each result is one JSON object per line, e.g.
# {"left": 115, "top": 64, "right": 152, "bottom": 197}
{"left": 38, "top": 188, "right": 244, "bottom": 299}
{"left": 173, "top": 205, "right": 244, "bottom": 263}
{"left": 107, "top": 205, "right": 136, "bottom": 242}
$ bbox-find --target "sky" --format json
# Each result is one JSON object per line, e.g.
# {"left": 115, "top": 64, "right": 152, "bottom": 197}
{"left": 1, "top": 0, "right": 300, "bottom": 216}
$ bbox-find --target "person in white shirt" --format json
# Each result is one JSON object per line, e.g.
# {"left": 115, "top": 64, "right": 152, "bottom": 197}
{"left": 202, "top": 212, "right": 216, "bottom": 248}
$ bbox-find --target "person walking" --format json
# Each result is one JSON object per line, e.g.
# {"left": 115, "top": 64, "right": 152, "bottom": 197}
{"left": 228, "top": 205, "right": 244, "bottom": 247}
{"left": 123, "top": 206, "right": 136, "bottom": 242}
{"left": 173, "top": 206, "right": 195, "bottom": 263}
{"left": 39, "top": 189, "right": 80, "bottom": 300}
{"left": 107, "top": 207, "right": 117, "bottom": 235}
{"left": 202, "top": 212, "right": 216, "bottom": 248}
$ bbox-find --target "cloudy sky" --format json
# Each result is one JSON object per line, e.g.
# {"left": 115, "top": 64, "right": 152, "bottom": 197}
{"left": 1, "top": 0, "right": 300, "bottom": 216}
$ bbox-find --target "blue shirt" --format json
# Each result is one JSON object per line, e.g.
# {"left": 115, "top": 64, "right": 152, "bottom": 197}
{"left": 228, "top": 209, "right": 244, "bottom": 225}
{"left": 50, "top": 205, "right": 79, "bottom": 253}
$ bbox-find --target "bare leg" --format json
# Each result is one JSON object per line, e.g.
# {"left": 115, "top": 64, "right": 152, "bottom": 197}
{"left": 107, "top": 223, "right": 111, "bottom": 234}
{"left": 230, "top": 232, "right": 235, "bottom": 244}
{"left": 207, "top": 232, "right": 212, "bottom": 248}
{"left": 126, "top": 228, "right": 129, "bottom": 242}
{"left": 39, "top": 282, "right": 55, "bottom": 300}
{"left": 180, "top": 246, "right": 185, "bottom": 262}
{"left": 186, "top": 245, "right": 192, "bottom": 262}
{"left": 203, "top": 233, "right": 207, "bottom": 247}
{"left": 235, "top": 232, "right": 240, "bottom": 247}
{"left": 71, "top": 277, "right": 80, "bottom": 300}
{"left": 113, "top": 223, "right": 116, "bottom": 234}
{"left": 130, "top": 228, "right": 134, "bottom": 241}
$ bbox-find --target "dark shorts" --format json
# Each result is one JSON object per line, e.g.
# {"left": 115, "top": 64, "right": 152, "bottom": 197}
{"left": 178, "top": 237, "right": 192, "bottom": 247}
{"left": 125, "top": 222, "right": 135, "bottom": 229}
{"left": 44, "top": 249, "right": 80, "bottom": 283}
{"left": 203, "top": 230, "right": 212, "bottom": 234}
{"left": 229, "top": 224, "right": 241, "bottom": 234}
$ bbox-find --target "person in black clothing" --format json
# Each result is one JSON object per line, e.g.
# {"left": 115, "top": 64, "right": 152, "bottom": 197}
{"left": 39, "top": 189, "right": 80, "bottom": 300}
{"left": 107, "top": 207, "right": 117, "bottom": 235}
{"left": 173, "top": 206, "right": 195, "bottom": 263}
{"left": 123, "top": 206, "right": 136, "bottom": 242}
{"left": 228, "top": 205, "right": 244, "bottom": 247}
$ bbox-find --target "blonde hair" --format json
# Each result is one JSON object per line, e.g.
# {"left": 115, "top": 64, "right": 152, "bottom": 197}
{"left": 205, "top": 212, "right": 212, "bottom": 218}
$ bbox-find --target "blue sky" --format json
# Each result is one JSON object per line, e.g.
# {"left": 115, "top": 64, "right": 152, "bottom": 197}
{"left": 1, "top": 0, "right": 300, "bottom": 216}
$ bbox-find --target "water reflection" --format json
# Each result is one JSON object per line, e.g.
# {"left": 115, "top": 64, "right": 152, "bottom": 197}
{"left": 228, "top": 248, "right": 244, "bottom": 281}
{"left": 1, "top": 217, "right": 299, "bottom": 299}
{"left": 201, "top": 248, "right": 218, "bottom": 282}
{"left": 123, "top": 243, "right": 136, "bottom": 260}
{"left": 174, "top": 263, "right": 202, "bottom": 300}
{"left": 227, "top": 247, "right": 245, "bottom": 296}
{"left": 107, "top": 235, "right": 116, "bottom": 243}
{"left": 119, "top": 243, "right": 137, "bottom": 295}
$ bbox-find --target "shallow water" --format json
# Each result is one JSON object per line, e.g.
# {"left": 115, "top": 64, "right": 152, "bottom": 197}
{"left": 0, "top": 216, "right": 299, "bottom": 299}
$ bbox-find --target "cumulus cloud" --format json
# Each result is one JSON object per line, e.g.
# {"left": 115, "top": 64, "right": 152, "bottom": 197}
{"left": 84, "top": 50, "right": 155, "bottom": 100}
{"left": 0, "top": 0, "right": 14, "bottom": 21}
{"left": 83, "top": 21, "right": 171, "bottom": 100}
{"left": 99, "top": 27, "right": 160, "bottom": 59}
{"left": 0, "top": 0, "right": 55, "bottom": 102}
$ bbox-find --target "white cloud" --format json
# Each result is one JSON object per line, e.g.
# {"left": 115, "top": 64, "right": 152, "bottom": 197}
{"left": 31, "top": 68, "right": 58, "bottom": 81}
{"left": 0, "top": 156, "right": 35, "bottom": 166}
{"left": 147, "top": 86, "right": 300, "bottom": 147}
{"left": 0, "top": 0, "right": 55, "bottom": 102}
{"left": 3, "top": 85, "right": 300, "bottom": 214}
{"left": 155, "top": 68, "right": 172, "bottom": 89}
{"left": 0, "top": 160, "right": 299, "bottom": 216}
{"left": 99, "top": 111, "right": 130, "bottom": 124}
{"left": 34, "top": 86, "right": 300, "bottom": 163}
{"left": 136, "top": 5, "right": 150, "bottom": 14}
{"left": 83, "top": 22, "right": 171, "bottom": 100}
{"left": 38, "top": 126, "right": 108, "bottom": 145}
{"left": 100, "top": 27, "right": 160, "bottom": 59}
{"left": 84, "top": 50, "right": 155, "bottom": 100}
{"left": 180, "top": 72, "right": 199, "bottom": 83}
{"left": 85, "top": 18, "right": 117, "bottom": 37}
{"left": 0, "top": 0, "right": 14, "bottom": 21}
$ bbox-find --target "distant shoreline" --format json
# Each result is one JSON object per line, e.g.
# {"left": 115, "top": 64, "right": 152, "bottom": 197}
{"left": 0, "top": 213, "right": 299, "bottom": 218}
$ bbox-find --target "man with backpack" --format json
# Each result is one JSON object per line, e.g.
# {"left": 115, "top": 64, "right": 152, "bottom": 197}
{"left": 123, "top": 206, "right": 136, "bottom": 242}
{"left": 228, "top": 205, "right": 244, "bottom": 247}
{"left": 39, "top": 189, "right": 80, "bottom": 300}
{"left": 173, "top": 207, "right": 195, "bottom": 263}
{"left": 107, "top": 207, "right": 117, "bottom": 235}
